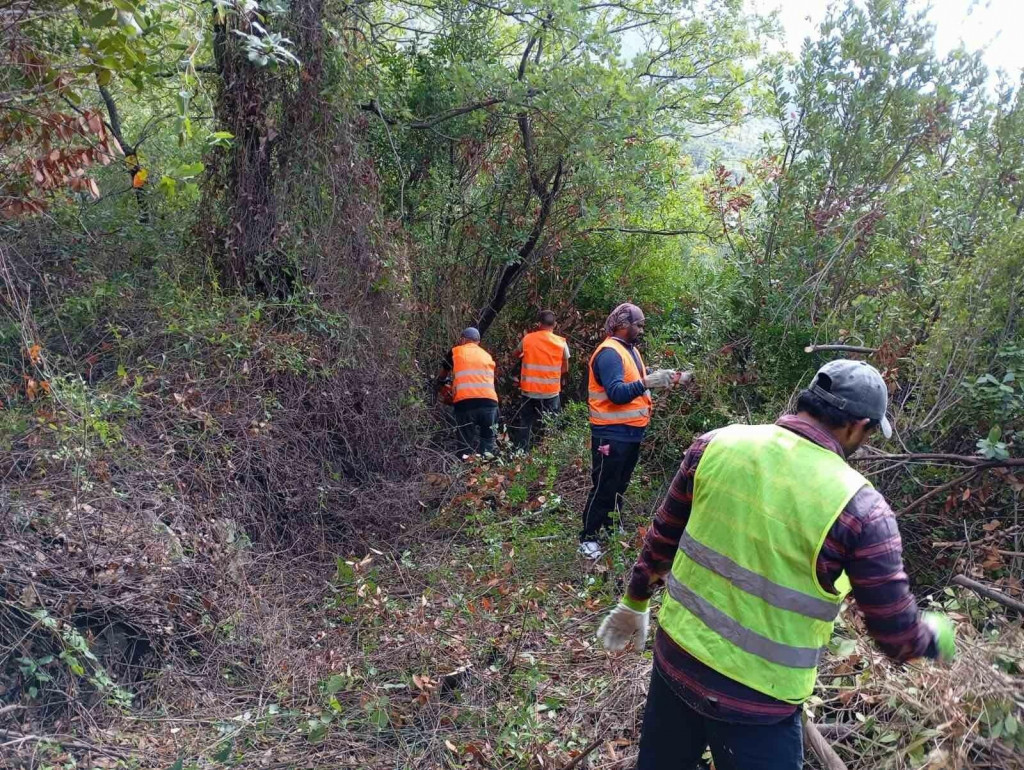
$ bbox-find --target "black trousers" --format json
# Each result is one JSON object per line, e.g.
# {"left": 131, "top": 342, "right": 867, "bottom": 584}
{"left": 580, "top": 435, "right": 641, "bottom": 540}
{"left": 512, "top": 395, "right": 560, "bottom": 449}
{"left": 453, "top": 402, "right": 499, "bottom": 456}
{"left": 637, "top": 666, "right": 803, "bottom": 770}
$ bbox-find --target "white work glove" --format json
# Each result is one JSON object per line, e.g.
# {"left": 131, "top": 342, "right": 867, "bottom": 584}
{"left": 644, "top": 368, "right": 677, "bottom": 390}
{"left": 596, "top": 603, "right": 650, "bottom": 651}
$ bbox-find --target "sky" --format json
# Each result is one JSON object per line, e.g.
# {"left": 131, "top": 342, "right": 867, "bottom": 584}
{"left": 753, "top": 0, "right": 1024, "bottom": 77}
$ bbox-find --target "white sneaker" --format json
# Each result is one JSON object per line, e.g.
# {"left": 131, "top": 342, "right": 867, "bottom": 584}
{"left": 578, "top": 541, "right": 603, "bottom": 560}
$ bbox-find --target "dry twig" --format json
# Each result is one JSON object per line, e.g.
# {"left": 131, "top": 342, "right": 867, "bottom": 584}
{"left": 951, "top": 575, "right": 1024, "bottom": 614}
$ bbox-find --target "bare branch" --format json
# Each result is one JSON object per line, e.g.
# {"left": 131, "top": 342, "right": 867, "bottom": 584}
{"left": 587, "top": 225, "right": 715, "bottom": 239}
{"left": 804, "top": 344, "right": 878, "bottom": 354}
{"left": 952, "top": 575, "right": 1024, "bottom": 614}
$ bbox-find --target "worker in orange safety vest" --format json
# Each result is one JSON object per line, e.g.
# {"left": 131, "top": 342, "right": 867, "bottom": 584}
{"left": 437, "top": 327, "right": 500, "bottom": 457}
{"left": 579, "top": 303, "right": 691, "bottom": 559}
{"left": 512, "top": 310, "right": 570, "bottom": 450}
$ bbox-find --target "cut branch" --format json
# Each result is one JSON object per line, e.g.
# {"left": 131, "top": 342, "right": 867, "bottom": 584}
{"left": 951, "top": 575, "right": 1024, "bottom": 614}
{"left": 804, "top": 344, "right": 878, "bottom": 354}
{"left": 557, "top": 737, "right": 603, "bottom": 770}
{"left": 802, "top": 717, "right": 849, "bottom": 770}
{"left": 0, "top": 729, "right": 130, "bottom": 758}
{"left": 854, "top": 453, "right": 1024, "bottom": 468}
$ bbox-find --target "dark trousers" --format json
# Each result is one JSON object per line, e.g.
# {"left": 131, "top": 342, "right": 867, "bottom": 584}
{"left": 580, "top": 436, "right": 641, "bottom": 540}
{"left": 453, "top": 402, "right": 499, "bottom": 456}
{"left": 637, "top": 667, "right": 803, "bottom": 770}
{"left": 512, "top": 395, "right": 560, "bottom": 449}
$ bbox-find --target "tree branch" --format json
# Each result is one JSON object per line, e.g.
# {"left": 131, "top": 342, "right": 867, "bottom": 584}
{"left": 951, "top": 575, "right": 1024, "bottom": 614}
{"left": 98, "top": 84, "right": 128, "bottom": 153}
{"left": 803, "top": 718, "right": 849, "bottom": 770}
{"left": 0, "top": 729, "right": 129, "bottom": 758}
{"left": 854, "top": 453, "right": 1024, "bottom": 467}
{"left": 151, "top": 64, "right": 217, "bottom": 78}
{"left": 587, "top": 225, "right": 715, "bottom": 240}
{"left": 804, "top": 343, "right": 878, "bottom": 354}
{"left": 411, "top": 97, "right": 504, "bottom": 129}
{"left": 359, "top": 97, "right": 505, "bottom": 129}
{"left": 896, "top": 468, "right": 980, "bottom": 516}
{"left": 557, "top": 737, "right": 603, "bottom": 770}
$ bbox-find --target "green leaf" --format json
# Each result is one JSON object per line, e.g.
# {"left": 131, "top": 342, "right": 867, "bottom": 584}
{"left": 174, "top": 162, "right": 205, "bottom": 178}
{"left": 325, "top": 674, "right": 345, "bottom": 694}
{"left": 831, "top": 638, "right": 857, "bottom": 659}
{"left": 212, "top": 740, "right": 232, "bottom": 762}
{"left": 90, "top": 9, "right": 117, "bottom": 27}
{"left": 988, "top": 426, "right": 1002, "bottom": 443}
{"left": 306, "top": 719, "right": 328, "bottom": 743}
{"left": 169, "top": 760, "right": 184, "bottom": 770}
{"left": 96, "top": 69, "right": 113, "bottom": 87}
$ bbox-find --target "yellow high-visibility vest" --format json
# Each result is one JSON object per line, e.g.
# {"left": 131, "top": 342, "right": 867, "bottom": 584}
{"left": 659, "top": 423, "right": 867, "bottom": 703}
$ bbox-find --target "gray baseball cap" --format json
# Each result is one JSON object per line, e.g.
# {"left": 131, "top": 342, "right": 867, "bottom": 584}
{"left": 809, "top": 359, "right": 892, "bottom": 438}
{"left": 460, "top": 327, "right": 481, "bottom": 342}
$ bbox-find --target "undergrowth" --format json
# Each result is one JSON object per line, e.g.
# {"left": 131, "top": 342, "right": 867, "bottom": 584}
{"left": 3, "top": 407, "right": 1022, "bottom": 768}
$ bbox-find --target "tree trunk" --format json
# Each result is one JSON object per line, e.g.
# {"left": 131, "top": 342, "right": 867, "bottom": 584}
{"left": 209, "top": 8, "right": 281, "bottom": 293}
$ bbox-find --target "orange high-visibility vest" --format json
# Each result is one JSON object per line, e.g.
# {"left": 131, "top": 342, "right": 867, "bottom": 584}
{"left": 520, "top": 329, "right": 566, "bottom": 397}
{"left": 588, "top": 338, "right": 651, "bottom": 427}
{"left": 451, "top": 343, "right": 498, "bottom": 403}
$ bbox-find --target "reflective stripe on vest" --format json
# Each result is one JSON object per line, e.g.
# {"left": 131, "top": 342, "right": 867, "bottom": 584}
{"left": 678, "top": 531, "right": 841, "bottom": 622}
{"left": 658, "top": 423, "right": 868, "bottom": 704}
{"left": 520, "top": 330, "right": 566, "bottom": 396}
{"left": 587, "top": 338, "right": 652, "bottom": 428}
{"left": 451, "top": 343, "right": 497, "bottom": 403}
{"left": 665, "top": 573, "right": 825, "bottom": 669}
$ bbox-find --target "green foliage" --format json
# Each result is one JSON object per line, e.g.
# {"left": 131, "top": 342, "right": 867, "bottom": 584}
{"left": 22, "top": 609, "right": 134, "bottom": 709}
{"left": 967, "top": 345, "right": 1024, "bottom": 458}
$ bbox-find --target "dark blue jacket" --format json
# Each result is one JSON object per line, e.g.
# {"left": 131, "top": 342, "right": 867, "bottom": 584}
{"left": 590, "top": 338, "right": 648, "bottom": 443}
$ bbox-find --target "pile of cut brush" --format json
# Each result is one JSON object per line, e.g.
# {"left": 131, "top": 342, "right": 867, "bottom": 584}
{"left": 811, "top": 600, "right": 1024, "bottom": 769}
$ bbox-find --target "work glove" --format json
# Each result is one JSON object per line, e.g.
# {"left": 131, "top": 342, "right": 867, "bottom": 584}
{"left": 596, "top": 602, "right": 650, "bottom": 651}
{"left": 675, "top": 370, "right": 694, "bottom": 386}
{"left": 923, "top": 611, "right": 956, "bottom": 663}
{"left": 644, "top": 369, "right": 678, "bottom": 390}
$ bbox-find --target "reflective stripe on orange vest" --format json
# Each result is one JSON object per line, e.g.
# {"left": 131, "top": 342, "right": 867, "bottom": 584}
{"left": 520, "top": 329, "right": 566, "bottom": 397}
{"left": 451, "top": 343, "right": 497, "bottom": 403}
{"left": 587, "top": 338, "right": 652, "bottom": 427}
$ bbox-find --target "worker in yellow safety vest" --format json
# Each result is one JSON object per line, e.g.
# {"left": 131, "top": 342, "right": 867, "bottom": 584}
{"left": 596, "top": 359, "right": 956, "bottom": 769}
{"left": 512, "top": 310, "right": 570, "bottom": 450}
{"left": 579, "top": 302, "right": 690, "bottom": 559}
{"left": 437, "top": 327, "right": 499, "bottom": 457}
